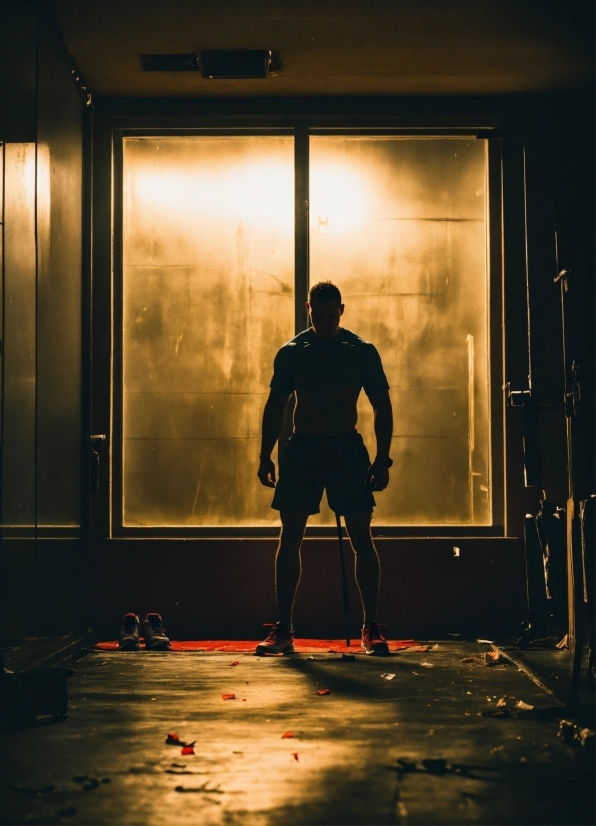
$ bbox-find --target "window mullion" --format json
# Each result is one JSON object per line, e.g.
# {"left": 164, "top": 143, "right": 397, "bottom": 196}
{"left": 294, "top": 124, "right": 309, "bottom": 334}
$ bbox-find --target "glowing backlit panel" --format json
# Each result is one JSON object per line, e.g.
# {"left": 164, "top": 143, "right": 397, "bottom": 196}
{"left": 309, "top": 137, "right": 491, "bottom": 526}
{"left": 122, "top": 136, "right": 294, "bottom": 526}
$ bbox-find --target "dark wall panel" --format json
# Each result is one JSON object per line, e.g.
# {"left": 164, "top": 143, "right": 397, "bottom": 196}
{"left": 0, "top": 3, "right": 36, "bottom": 142}
{"left": 0, "top": 540, "right": 86, "bottom": 639}
{"left": 0, "top": 5, "right": 87, "bottom": 641}
{"left": 2, "top": 142, "right": 37, "bottom": 532}
{"left": 36, "top": 17, "right": 83, "bottom": 528}
{"left": 90, "top": 538, "right": 526, "bottom": 641}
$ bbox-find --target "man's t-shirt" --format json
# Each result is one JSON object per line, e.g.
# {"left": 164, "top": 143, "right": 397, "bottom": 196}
{"left": 270, "top": 327, "right": 390, "bottom": 399}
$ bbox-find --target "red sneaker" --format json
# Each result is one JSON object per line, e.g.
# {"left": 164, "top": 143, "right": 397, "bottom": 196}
{"left": 256, "top": 622, "right": 295, "bottom": 655}
{"left": 361, "top": 622, "right": 389, "bottom": 655}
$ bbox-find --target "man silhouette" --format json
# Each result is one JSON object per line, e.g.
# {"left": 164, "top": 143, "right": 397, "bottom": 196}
{"left": 256, "top": 281, "right": 393, "bottom": 655}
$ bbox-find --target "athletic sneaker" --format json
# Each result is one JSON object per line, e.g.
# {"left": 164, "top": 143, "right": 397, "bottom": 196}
{"left": 256, "top": 622, "right": 295, "bottom": 655}
{"left": 119, "top": 613, "right": 140, "bottom": 650}
{"left": 361, "top": 621, "right": 389, "bottom": 655}
{"left": 142, "top": 613, "right": 171, "bottom": 650}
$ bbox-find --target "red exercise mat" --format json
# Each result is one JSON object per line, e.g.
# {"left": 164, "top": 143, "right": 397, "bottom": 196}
{"left": 94, "top": 639, "right": 429, "bottom": 653}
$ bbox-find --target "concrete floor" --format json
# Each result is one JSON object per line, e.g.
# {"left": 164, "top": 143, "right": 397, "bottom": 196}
{"left": 1, "top": 643, "right": 594, "bottom": 825}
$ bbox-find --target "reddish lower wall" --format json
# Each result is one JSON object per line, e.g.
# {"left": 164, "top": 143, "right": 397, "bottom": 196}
{"left": 90, "top": 537, "right": 526, "bottom": 641}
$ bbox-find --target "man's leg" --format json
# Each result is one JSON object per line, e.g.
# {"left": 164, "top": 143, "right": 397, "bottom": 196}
{"left": 344, "top": 512, "right": 379, "bottom": 626}
{"left": 276, "top": 510, "right": 309, "bottom": 629}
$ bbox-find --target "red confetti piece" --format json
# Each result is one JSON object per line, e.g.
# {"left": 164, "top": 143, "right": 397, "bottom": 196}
{"left": 230, "top": 660, "right": 240, "bottom": 666}
{"left": 281, "top": 732, "right": 294, "bottom": 739}
{"left": 181, "top": 747, "right": 194, "bottom": 755}
{"left": 292, "top": 753, "right": 299, "bottom": 761}
{"left": 317, "top": 688, "right": 330, "bottom": 695}
{"left": 222, "top": 693, "right": 236, "bottom": 700}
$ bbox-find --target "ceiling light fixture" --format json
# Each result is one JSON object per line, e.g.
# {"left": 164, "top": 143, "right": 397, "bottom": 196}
{"left": 199, "top": 50, "right": 280, "bottom": 79}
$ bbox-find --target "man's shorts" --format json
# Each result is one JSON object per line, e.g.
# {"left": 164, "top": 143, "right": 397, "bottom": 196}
{"left": 271, "top": 431, "right": 375, "bottom": 516}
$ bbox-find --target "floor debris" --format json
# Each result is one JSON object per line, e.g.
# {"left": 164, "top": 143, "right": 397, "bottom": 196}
{"left": 558, "top": 720, "right": 595, "bottom": 747}
{"left": 281, "top": 731, "right": 294, "bottom": 738}
{"left": 292, "top": 753, "right": 299, "bottom": 761}
{"left": 175, "top": 784, "right": 223, "bottom": 794}
{"left": 316, "top": 688, "right": 330, "bottom": 695}
{"left": 514, "top": 700, "right": 535, "bottom": 712}
{"left": 460, "top": 656, "right": 476, "bottom": 663}
{"left": 181, "top": 746, "right": 195, "bottom": 755}
{"left": 420, "top": 661, "right": 434, "bottom": 668}
{"left": 222, "top": 693, "right": 236, "bottom": 700}
{"left": 166, "top": 733, "right": 195, "bottom": 747}
{"left": 484, "top": 651, "right": 500, "bottom": 666}
{"left": 230, "top": 660, "right": 240, "bottom": 666}
{"left": 380, "top": 673, "right": 396, "bottom": 680}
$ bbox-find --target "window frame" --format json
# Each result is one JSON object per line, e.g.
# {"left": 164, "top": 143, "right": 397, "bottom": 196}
{"left": 111, "top": 124, "right": 504, "bottom": 538}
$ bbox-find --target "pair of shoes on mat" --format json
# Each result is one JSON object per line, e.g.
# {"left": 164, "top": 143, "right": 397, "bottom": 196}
{"left": 255, "top": 620, "right": 389, "bottom": 656}
{"left": 119, "top": 612, "right": 170, "bottom": 650}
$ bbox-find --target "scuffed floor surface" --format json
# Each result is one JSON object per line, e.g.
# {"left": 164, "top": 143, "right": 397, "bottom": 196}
{"left": 1, "top": 643, "right": 594, "bottom": 825}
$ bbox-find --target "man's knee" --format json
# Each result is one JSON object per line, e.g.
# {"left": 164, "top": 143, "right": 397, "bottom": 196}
{"left": 344, "top": 513, "right": 374, "bottom": 549}
{"left": 279, "top": 511, "right": 308, "bottom": 549}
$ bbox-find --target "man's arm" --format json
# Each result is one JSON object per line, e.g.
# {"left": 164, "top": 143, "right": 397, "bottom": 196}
{"left": 367, "top": 390, "right": 393, "bottom": 491}
{"left": 257, "top": 390, "right": 291, "bottom": 488}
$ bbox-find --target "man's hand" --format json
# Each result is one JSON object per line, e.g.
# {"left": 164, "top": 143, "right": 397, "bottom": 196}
{"left": 366, "top": 460, "right": 390, "bottom": 491}
{"left": 257, "top": 456, "right": 277, "bottom": 488}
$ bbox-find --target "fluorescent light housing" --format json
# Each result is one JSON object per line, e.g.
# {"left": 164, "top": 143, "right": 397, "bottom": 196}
{"left": 199, "top": 50, "right": 276, "bottom": 79}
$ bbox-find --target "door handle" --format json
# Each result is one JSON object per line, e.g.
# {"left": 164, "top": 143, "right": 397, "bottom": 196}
{"left": 90, "top": 435, "right": 106, "bottom": 494}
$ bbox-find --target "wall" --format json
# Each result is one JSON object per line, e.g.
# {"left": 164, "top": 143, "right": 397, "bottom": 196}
{"left": 90, "top": 538, "right": 526, "bottom": 641}
{"left": 0, "top": 3, "right": 86, "bottom": 641}
{"left": 0, "top": 15, "right": 590, "bottom": 641}
{"left": 89, "top": 94, "right": 563, "bottom": 640}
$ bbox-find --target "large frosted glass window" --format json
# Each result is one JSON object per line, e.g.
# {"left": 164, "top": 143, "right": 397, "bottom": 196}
{"left": 122, "top": 136, "right": 294, "bottom": 526}
{"left": 309, "top": 137, "right": 490, "bottom": 526}
{"left": 121, "top": 133, "right": 492, "bottom": 530}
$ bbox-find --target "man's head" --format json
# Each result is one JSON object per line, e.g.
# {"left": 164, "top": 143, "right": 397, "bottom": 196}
{"left": 307, "top": 281, "right": 344, "bottom": 339}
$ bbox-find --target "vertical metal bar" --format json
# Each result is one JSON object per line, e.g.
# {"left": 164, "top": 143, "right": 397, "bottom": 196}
{"left": 487, "top": 139, "right": 504, "bottom": 532}
{"left": 335, "top": 513, "right": 351, "bottom": 647}
{"left": 34, "top": 12, "right": 39, "bottom": 543}
{"left": 111, "top": 130, "right": 123, "bottom": 535}
{"left": 467, "top": 333, "right": 475, "bottom": 523}
{"left": 0, "top": 142, "right": 4, "bottom": 537}
{"left": 294, "top": 124, "right": 309, "bottom": 334}
{"left": 522, "top": 145, "right": 532, "bottom": 394}
{"left": 81, "top": 103, "right": 94, "bottom": 629}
